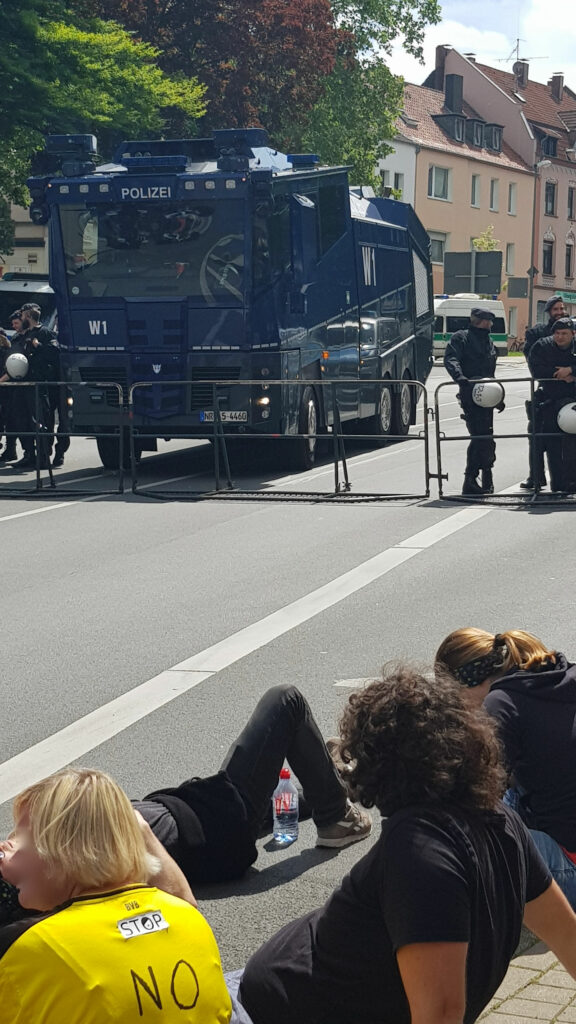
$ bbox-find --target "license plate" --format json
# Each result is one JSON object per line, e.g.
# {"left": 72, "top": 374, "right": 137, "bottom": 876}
{"left": 200, "top": 410, "right": 248, "bottom": 423}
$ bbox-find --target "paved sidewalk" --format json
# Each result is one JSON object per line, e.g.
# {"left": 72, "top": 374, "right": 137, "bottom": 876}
{"left": 481, "top": 943, "right": 576, "bottom": 1022}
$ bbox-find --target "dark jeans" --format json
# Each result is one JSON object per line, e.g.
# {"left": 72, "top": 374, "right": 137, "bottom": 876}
{"left": 220, "top": 684, "right": 348, "bottom": 836}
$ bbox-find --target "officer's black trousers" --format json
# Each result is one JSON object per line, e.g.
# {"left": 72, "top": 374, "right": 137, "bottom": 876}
{"left": 462, "top": 405, "right": 496, "bottom": 474}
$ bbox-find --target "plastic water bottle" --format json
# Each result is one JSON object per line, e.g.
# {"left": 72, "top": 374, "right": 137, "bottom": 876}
{"left": 272, "top": 768, "right": 299, "bottom": 845}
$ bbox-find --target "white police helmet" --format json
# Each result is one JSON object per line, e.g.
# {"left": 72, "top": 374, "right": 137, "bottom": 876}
{"left": 557, "top": 403, "right": 576, "bottom": 434}
{"left": 471, "top": 379, "right": 505, "bottom": 408}
{"left": 5, "top": 352, "right": 29, "bottom": 379}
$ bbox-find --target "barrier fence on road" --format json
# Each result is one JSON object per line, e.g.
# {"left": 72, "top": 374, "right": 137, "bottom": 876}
{"left": 3, "top": 372, "right": 576, "bottom": 506}
{"left": 434, "top": 375, "right": 576, "bottom": 505}
{"left": 0, "top": 380, "right": 126, "bottom": 496}
{"left": 129, "top": 378, "right": 432, "bottom": 503}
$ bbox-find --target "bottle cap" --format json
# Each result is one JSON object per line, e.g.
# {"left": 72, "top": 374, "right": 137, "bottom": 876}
{"left": 279, "top": 767, "right": 291, "bottom": 779}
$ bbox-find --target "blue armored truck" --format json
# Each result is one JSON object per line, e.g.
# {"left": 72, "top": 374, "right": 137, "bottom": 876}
{"left": 28, "top": 129, "right": 434, "bottom": 469}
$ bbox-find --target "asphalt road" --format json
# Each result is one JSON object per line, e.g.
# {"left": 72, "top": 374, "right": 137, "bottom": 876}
{"left": 1, "top": 356, "right": 574, "bottom": 970}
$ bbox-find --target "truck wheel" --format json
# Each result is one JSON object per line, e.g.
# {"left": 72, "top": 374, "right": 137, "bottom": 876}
{"left": 392, "top": 378, "right": 414, "bottom": 437}
{"left": 96, "top": 435, "right": 142, "bottom": 470}
{"left": 367, "top": 382, "right": 393, "bottom": 445}
{"left": 290, "top": 386, "right": 319, "bottom": 470}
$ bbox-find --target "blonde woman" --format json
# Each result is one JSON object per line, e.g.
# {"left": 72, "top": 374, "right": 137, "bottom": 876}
{"left": 436, "top": 628, "right": 576, "bottom": 907}
{"left": 0, "top": 768, "right": 232, "bottom": 1023}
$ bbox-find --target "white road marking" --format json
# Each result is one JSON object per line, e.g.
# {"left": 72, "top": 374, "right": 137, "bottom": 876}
{"left": 0, "top": 493, "right": 507, "bottom": 803}
{"left": 334, "top": 678, "right": 374, "bottom": 688}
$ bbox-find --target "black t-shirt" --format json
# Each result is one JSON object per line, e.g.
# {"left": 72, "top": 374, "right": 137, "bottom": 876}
{"left": 240, "top": 804, "right": 551, "bottom": 1024}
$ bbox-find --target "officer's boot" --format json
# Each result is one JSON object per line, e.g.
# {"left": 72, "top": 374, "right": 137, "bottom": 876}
{"left": 462, "top": 471, "right": 483, "bottom": 496}
{"left": 481, "top": 468, "right": 494, "bottom": 494}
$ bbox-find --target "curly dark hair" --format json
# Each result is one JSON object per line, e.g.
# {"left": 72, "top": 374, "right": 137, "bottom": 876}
{"left": 339, "top": 663, "right": 506, "bottom": 816}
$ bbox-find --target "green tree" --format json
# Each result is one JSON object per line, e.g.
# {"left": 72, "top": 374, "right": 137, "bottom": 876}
{"left": 0, "top": 199, "right": 15, "bottom": 258}
{"left": 0, "top": 1, "right": 205, "bottom": 203}
{"left": 472, "top": 226, "right": 500, "bottom": 251}
{"left": 294, "top": 56, "right": 403, "bottom": 187}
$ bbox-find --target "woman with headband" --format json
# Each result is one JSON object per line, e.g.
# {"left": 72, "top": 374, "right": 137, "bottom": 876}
{"left": 436, "top": 628, "right": 576, "bottom": 907}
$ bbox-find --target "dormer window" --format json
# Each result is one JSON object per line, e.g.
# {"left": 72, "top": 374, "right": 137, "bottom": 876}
{"left": 466, "top": 119, "right": 485, "bottom": 147}
{"left": 541, "top": 135, "right": 558, "bottom": 157}
{"left": 484, "top": 124, "right": 503, "bottom": 152}
{"left": 433, "top": 114, "right": 465, "bottom": 143}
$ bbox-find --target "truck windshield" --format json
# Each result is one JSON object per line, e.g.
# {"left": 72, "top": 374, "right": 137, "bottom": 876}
{"left": 58, "top": 200, "right": 245, "bottom": 305}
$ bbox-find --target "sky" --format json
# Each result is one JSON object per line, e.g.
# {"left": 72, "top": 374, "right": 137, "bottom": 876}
{"left": 388, "top": 0, "right": 576, "bottom": 91}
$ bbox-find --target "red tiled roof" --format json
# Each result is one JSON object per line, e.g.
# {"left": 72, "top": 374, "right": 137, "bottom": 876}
{"left": 475, "top": 63, "right": 576, "bottom": 163}
{"left": 398, "top": 83, "right": 532, "bottom": 172}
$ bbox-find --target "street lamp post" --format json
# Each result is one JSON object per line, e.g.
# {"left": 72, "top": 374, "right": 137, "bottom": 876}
{"left": 528, "top": 158, "right": 552, "bottom": 327}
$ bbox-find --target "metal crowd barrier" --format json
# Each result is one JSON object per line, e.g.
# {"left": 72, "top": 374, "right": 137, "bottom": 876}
{"left": 129, "top": 378, "right": 432, "bottom": 503}
{"left": 0, "top": 380, "right": 125, "bottom": 496}
{"left": 434, "top": 375, "right": 576, "bottom": 505}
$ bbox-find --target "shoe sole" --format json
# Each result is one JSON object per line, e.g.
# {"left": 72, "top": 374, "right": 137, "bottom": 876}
{"left": 315, "top": 826, "right": 372, "bottom": 849}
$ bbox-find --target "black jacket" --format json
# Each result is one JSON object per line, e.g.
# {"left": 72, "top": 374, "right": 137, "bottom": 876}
{"left": 527, "top": 335, "right": 576, "bottom": 402}
{"left": 524, "top": 319, "right": 555, "bottom": 359}
{"left": 444, "top": 326, "right": 497, "bottom": 383}
{"left": 484, "top": 654, "right": 576, "bottom": 850}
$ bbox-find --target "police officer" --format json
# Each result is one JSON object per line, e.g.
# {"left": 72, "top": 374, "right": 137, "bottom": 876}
{"left": 9, "top": 305, "right": 60, "bottom": 469}
{"left": 523, "top": 295, "right": 567, "bottom": 360}
{"left": 527, "top": 316, "right": 576, "bottom": 492}
{"left": 20, "top": 304, "right": 69, "bottom": 468}
{"left": 444, "top": 307, "right": 504, "bottom": 496}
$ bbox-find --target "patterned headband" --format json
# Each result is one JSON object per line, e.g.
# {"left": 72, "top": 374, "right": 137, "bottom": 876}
{"left": 455, "top": 636, "right": 508, "bottom": 688}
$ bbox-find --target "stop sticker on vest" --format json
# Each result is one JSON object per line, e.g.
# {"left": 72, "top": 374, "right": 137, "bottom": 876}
{"left": 118, "top": 910, "right": 170, "bottom": 939}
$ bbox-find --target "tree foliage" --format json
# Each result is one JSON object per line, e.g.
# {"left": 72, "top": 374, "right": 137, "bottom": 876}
{"left": 75, "top": 0, "right": 342, "bottom": 137}
{"left": 473, "top": 226, "right": 500, "bottom": 251}
{"left": 0, "top": 0, "right": 205, "bottom": 204}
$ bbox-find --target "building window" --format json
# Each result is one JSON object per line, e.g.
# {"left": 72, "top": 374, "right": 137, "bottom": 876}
{"left": 543, "top": 239, "right": 555, "bottom": 275}
{"left": 508, "top": 183, "right": 517, "bottom": 215}
{"left": 541, "top": 136, "right": 558, "bottom": 157}
{"left": 453, "top": 118, "right": 464, "bottom": 142}
{"left": 428, "top": 166, "right": 450, "bottom": 201}
{"left": 473, "top": 122, "right": 483, "bottom": 146}
{"left": 569, "top": 187, "right": 576, "bottom": 220}
{"left": 471, "top": 174, "right": 480, "bottom": 207}
{"left": 545, "top": 181, "right": 557, "bottom": 216}
{"left": 393, "top": 172, "right": 404, "bottom": 197}
{"left": 429, "top": 231, "right": 447, "bottom": 264}
{"left": 489, "top": 178, "right": 499, "bottom": 211}
{"left": 485, "top": 125, "right": 502, "bottom": 152}
{"left": 566, "top": 243, "right": 574, "bottom": 278}
{"left": 380, "top": 169, "right": 390, "bottom": 187}
{"left": 505, "top": 242, "right": 515, "bottom": 275}
{"left": 509, "top": 306, "right": 518, "bottom": 338}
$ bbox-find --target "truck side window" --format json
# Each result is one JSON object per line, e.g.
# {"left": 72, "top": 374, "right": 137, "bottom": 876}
{"left": 318, "top": 185, "right": 347, "bottom": 256}
{"left": 253, "top": 196, "right": 291, "bottom": 290}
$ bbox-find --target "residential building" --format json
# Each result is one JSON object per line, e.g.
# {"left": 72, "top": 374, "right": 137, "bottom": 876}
{"left": 1, "top": 203, "right": 48, "bottom": 278}
{"left": 378, "top": 73, "right": 533, "bottom": 339}
{"left": 428, "top": 47, "right": 576, "bottom": 325}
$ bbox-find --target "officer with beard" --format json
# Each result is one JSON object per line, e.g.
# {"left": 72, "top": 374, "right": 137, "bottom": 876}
{"left": 527, "top": 317, "right": 576, "bottom": 492}
{"left": 524, "top": 295, "right": 567, "bottom": 360}
{"left": 444, "top": 307, "right": 504, "bottom": 496}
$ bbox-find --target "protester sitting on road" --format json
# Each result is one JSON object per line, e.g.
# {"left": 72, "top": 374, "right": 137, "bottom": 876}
{"left": 0, "top": 768, "right": 233, "bottom": 1023}
{"left": 0, "top": 686, "right": 370, "bottom": 923}
{"left": 238, "top": 666, "right": 576, "bottom": 1024}
{"left": 436, "top": 627, "right": 576, "bottom": 910}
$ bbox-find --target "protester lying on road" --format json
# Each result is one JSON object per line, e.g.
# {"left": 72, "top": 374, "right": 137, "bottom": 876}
{"left": 0, "top": 768, "right": 233, "bottom": 1023}
{"left": 436, "top": 627, "right": 576, "bottom": 910}
{"left": 238, "top": 666, "right": 576, "bottom": 1024}
{"left": 0, "top": 685, "right": 371, "bottom": 927}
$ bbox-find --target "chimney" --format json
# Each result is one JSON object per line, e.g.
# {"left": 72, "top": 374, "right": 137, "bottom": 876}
{"left": 445, "top": 73, "right": 463, "bottom": 114}
{"left": 434, "top": 44, "right": 451, "bottom": 91}
{"left": 549, "top": 72, "right": 564, "bottom": 102}
{"left": 513, "top": 60, "right": 529, "bottom": 89}
{"left": 464, "top": 53, "right": 476, "bottom": 63}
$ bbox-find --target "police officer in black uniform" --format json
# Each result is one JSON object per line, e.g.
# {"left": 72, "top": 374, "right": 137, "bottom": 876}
{"left": 527, "top": 317, "right": 576, "bottom": 492}
{"left": 444, "top": 307, "right": 504, "bottom": 496}
{"left": 10, "top": 305, "right": 60, "bottom": 469}
{"left": 523, "top": 295, "right": 567, "bottom": 360}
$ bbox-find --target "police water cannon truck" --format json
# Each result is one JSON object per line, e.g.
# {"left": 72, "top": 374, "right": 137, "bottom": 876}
{"left": 28, "top": 130, "right": 434, "bottom": 469}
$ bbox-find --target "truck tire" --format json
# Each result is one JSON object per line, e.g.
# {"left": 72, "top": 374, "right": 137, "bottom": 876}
{"left": 290, "top": 386, "right": 319, "bottom": 470}
{"left": 367, "top": 381, "right": 393, "bottom": 445}
{"left": 392, "top": 377, "right": 414, "bottom": 437}
{"left": 96, "top": 435, "right": 142, "bottom": 470}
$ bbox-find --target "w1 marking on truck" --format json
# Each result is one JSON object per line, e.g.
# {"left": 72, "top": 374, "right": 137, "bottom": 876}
{"left": 88, "top": 320, "right": 108, "bottom": 335}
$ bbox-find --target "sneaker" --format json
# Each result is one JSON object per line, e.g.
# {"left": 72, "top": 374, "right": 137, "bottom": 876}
{"left": 51, "top": 455, "right": 65, "bottom": 468}
{"left": 316, "top": 801, "right": 372, "bottom": 849}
